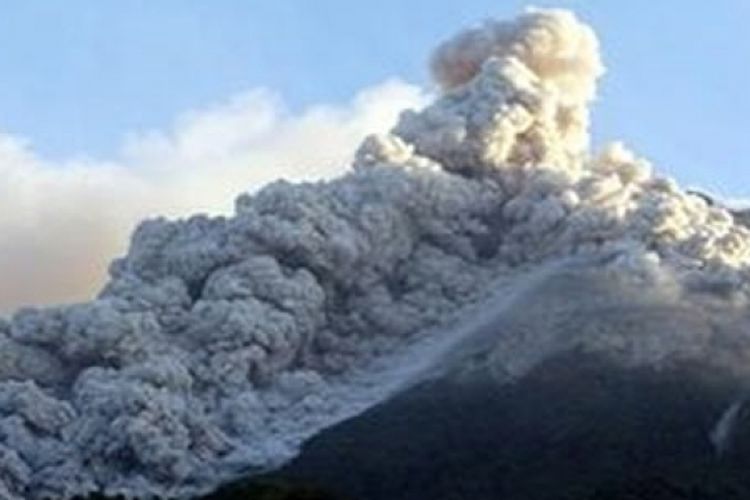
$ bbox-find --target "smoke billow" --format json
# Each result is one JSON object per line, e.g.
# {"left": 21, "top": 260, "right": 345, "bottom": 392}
{"left": 2, "top": 8, "right": 750, "bottom": 499}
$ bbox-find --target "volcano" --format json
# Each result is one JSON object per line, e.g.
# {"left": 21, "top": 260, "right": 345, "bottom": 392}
{"left": 3, "top": 8, "right": 750, "bottom": 500}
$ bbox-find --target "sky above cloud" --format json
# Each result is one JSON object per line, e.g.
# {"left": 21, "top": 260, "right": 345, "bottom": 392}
{"left": 0, "top": 1, "right": 747, "bottom": 311}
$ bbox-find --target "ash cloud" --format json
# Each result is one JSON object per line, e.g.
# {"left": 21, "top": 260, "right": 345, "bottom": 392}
{"left": 2, "top": 8, "right": 750, "bottom": 499}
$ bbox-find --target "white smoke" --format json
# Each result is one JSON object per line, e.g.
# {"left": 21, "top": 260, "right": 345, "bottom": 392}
{"left": 0, "top": 80, "right": 427, "bottom": 313}
{"left": 2, "top": 8, "right": 750, "bottom": 499}
{"left": 429, "top": 7, "right": 603, "bottom": 164}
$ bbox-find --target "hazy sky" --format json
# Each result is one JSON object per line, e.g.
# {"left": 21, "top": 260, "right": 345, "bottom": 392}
{"left": 0, "top": 1, "right": 747, "bottom": 191}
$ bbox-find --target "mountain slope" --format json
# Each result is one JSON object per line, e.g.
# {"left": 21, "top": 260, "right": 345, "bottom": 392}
{"left": 269, "top": 353, "right": 750, "bottom": 500}
{"left": 261, "top": 265, "right": 750, "bottom": 500}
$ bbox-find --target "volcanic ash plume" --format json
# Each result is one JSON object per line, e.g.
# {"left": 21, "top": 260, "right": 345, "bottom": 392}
{"left": 2, "top": 8, "right": 750, "bottom": 499}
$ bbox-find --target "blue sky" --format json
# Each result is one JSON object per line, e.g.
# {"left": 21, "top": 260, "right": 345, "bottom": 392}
{"left": 0, "top": 1, "right": 748, "bottom": 196}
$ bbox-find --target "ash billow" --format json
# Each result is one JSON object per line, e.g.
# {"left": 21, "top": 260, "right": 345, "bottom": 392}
{"left": 2, "top": 9, "right": 750, "bottom": 499}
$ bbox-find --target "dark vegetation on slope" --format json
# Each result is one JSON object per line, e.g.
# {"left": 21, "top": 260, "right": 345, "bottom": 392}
{"left": 258, "top": 351, "right": 750, "bottom": 500}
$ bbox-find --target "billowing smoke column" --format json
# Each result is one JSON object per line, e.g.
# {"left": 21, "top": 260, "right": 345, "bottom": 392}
{"left": 2, "top": 8, "right": 750, "bottom": 499}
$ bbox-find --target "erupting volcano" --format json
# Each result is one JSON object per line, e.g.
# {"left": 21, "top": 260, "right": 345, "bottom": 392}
{"left": 2, "top": 8, "right": 750, "bottom": 500}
